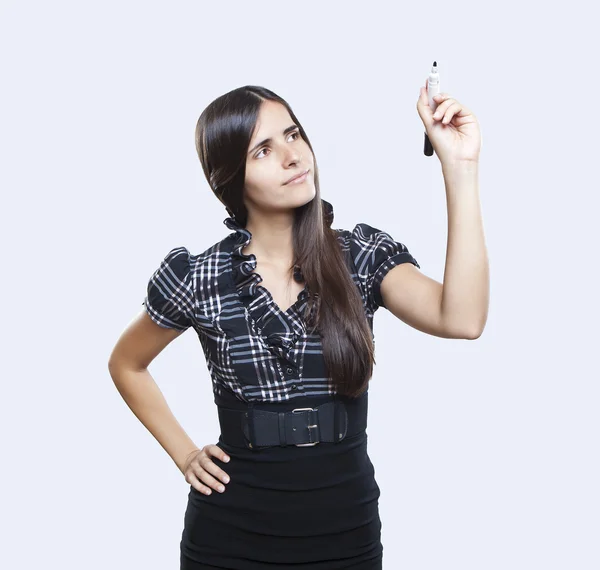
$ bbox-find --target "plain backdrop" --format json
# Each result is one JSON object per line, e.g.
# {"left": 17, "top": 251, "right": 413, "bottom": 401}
{"left": 2, "top": 1, "right": 598, "bottom": 568}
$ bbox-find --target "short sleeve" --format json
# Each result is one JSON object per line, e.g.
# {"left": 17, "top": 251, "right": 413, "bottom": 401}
{"left": 349, "top": 223, "right": 420, "bottom": 312}
{"left": 142, "top": 246, "right": 195, "bottom": 332}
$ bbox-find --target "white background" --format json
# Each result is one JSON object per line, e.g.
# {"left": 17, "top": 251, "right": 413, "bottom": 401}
{"left": 2, "top": 1, "right": 598, "bottom": 568}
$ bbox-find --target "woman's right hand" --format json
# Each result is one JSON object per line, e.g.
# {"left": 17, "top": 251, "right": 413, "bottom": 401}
{"left": 182, "top": 444, "right": 231, "bottom": 495}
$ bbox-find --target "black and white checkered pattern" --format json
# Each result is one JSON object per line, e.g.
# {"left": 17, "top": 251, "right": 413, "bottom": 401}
{"left": 142, "top": 203, "right": 419, "bottom": 404}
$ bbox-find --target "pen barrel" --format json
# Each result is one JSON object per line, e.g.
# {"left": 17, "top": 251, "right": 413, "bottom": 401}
{"left": 424, "top": 66, "right": 440, "bottom": 157}
{"left": 427, "top": 73, "right": 440, "bottom": 113}
{"left": 423, "top": 132, "right": 434, "bottom": 156}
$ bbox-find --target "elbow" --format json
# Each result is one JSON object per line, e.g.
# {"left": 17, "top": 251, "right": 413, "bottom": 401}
{"left": 463, "top": 322, "right": 486, "bottom": 340}
{"left": 464, "top": 330, "right": 482, "bottom": 340}
{"left": 107, "top": 358, "right": 120, "bottom": 380}
{"left": 107, "top": 352, "right": 121, "bottom": 376}
{"left": 441, "top": 314, "right": 486, "bottom": 340}
{"left": 108, "top": 357, "right": 132, "bottom": 380}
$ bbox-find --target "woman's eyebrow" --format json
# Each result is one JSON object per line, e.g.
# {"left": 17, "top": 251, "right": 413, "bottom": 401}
{"left": 248, "top": 124, "right": 298, "bottom": 155}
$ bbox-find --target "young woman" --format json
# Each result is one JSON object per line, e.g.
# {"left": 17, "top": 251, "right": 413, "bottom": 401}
{"left": 109, "top": 82, "right": 487, "bottom": 569}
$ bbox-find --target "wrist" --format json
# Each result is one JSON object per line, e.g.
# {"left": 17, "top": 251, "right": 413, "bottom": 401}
{"left": 178, "top": 447, "right": 202, "bottom": 474}
{"left": 442, "top": 158, "right": 479, "bottom": 173}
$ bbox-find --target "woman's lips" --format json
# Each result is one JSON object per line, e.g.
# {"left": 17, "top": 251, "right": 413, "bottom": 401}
{"left": 285, "top": 169, "right": 309, "bottom": 185}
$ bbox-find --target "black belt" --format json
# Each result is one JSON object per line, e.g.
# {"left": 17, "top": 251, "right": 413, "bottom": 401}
{"left": 217, "top": 391, "right": 369, "bottom": 449}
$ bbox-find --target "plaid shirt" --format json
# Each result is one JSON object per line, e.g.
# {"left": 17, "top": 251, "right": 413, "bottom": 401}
{"left": 142, "top": 202, "right": 419, "bottom": 404}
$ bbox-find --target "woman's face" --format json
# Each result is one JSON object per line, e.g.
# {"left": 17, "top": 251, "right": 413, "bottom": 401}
{"left": 244, "top": 100, "right": 315, "bottom": 215}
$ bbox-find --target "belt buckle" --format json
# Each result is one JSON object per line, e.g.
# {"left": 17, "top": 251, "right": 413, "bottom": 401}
{"left": 292, "top": 407, "right": 319, "bottom": 446}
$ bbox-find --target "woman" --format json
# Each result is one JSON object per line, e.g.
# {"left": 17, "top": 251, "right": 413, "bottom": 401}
{"left": 109, "top": 82, "right": 488, "bottom": 569}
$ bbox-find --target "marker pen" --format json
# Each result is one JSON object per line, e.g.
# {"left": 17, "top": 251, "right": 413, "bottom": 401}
{"left": 424, "top": 60, "right": 440, "bottom": 157}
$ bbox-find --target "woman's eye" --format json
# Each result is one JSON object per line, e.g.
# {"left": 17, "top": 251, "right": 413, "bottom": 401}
{"left": 255, "top": 130, "right": 300, "bottom": 158}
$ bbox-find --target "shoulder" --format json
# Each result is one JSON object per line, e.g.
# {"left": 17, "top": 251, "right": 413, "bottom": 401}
{"left": 335, "top": 222, "right": 421, "bottom": 312}
{"left": 144, "top": 236, "right": 232, "bottom": 330}
{"left": 333, "top": 222, "right": 394, "bottom": 245}
{"left": 334, "top": 222, "right": 417, "bottom": 266}
{"left": 190, "top": 234, "right": 233, "bottom": 273}
{"left": 144, "top": 246, "right": 195, "bottom": 331}
{"left": 149, "top": 246, "right": 193, "bottom": 284}
{"left": 347, "top": 222, "right": 397, "bottom": 250}
{"left": 149, "top": 236, "right": 230, "bottom": 295}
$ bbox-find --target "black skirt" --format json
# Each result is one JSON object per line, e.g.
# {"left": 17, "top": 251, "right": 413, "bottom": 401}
{"left": 180, "top": 390, "right": 383, "bottom": 569}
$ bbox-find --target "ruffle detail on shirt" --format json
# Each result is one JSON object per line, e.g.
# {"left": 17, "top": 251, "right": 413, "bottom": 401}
{"left": 226, "top": 221, "right": 309, "bottom": 314}
{"left": 222, "top": 209, "right": 321, "bottom": 351}
{"left": 223, "top": 216, "right": 260, "bottom": 291}
{"left": 222, "top": 199, "right": 334, "bottom": 294}
{"left": 222, "top": 198, "right": 334, "bottom": 294}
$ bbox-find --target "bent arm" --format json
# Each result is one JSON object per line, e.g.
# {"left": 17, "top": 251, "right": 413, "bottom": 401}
{"left": 108, "top": 310, "right": 200, "bottom": 474}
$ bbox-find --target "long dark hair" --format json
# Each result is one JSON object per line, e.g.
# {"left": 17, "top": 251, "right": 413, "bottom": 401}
{"left": 195, "top": 85, "right": 375, "bottom": 398}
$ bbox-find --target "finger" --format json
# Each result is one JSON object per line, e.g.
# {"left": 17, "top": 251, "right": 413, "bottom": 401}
{"left": 440, "top": 102, "right": 463, "bottom": 124}
{"left": 425, "top": 88, "right": 450, "bottom": 110}
{"left": 432, "top": 98, "right": 456, "bottom": 121}
{"left": 186, "top": 470, "right": 215, "bottom": 496}
{"left": 208, "top": 444, "right": 230, "bottom": 465}
{"left": 433, "top": 92, "right": 451, "bottom": 102}
{"left": 207, "top": 445, "right": 231, "bottom": 482}
{"left": 193, "top": 460, "right": 228, "bottom": 493}
{"left": 440, "top": 102, "right": 457, "bottom": 124}
{"left": 200, "top": 454, "right": 231, "bottom": 486}
{"left": 432, "top": 99, "right": 450, "bottom": 120}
